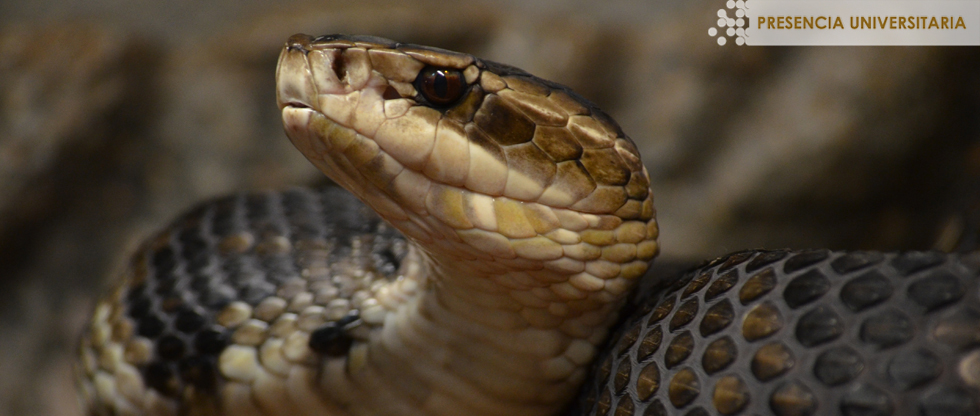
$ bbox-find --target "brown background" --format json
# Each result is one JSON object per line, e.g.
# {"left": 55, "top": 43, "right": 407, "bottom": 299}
{"left": 1, "top": 1, "right": 978, "bottom": 414}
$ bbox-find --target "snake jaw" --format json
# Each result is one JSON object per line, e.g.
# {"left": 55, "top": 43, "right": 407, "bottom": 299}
{"left": 277, "top": 36, "right": 418, "bottom": 230}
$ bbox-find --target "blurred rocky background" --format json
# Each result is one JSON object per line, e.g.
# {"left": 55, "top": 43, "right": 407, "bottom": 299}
{"left": 1, "top": 0, "right": 979, "bottom": 415}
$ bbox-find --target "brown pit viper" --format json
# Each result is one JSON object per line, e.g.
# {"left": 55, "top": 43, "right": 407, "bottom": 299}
{"left": 76, "top": 34, "right": 980, "bottom": 416}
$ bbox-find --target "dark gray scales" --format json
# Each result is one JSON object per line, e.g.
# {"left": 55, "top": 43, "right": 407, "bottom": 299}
{"left": 119, "top": 186, "right": 408, "bottom": 397}
{"left": 572, "top": 249, "right": 980, "bottom": 416}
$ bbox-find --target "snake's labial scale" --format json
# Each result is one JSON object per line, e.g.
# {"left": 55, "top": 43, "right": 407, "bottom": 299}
{"left": 575, "top": 249, "right": 980, "bottom": 416}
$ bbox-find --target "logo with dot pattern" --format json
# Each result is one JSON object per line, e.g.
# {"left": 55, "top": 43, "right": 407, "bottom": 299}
{"left": 711, "top": 0, "right": 980, "bottom": 46}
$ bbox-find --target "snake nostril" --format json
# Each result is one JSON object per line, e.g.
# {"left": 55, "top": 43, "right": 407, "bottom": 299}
{"left": 332, "top": 56, "right": 347, "bottom": 82}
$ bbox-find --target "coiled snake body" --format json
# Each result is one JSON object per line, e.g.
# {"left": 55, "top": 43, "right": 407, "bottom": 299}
{"left": 76, "top": 34, "right": 980, "bottom": 416}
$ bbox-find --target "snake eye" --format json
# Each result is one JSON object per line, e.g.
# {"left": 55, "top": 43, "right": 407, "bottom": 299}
{"left": 414, "top": 66, "right": 466, "bottom": 107}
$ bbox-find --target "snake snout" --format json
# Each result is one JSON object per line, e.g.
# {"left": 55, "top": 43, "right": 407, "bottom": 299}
{"left": 275, "top": 40, "right": 317, "bottom": 112}
{"left": 277, "top": 33, "right": 372, "bottom": 113}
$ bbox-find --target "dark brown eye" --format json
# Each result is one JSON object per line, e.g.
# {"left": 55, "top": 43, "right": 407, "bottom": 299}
{"left": 414, "top": 66, "right": 466, "bottom": 107}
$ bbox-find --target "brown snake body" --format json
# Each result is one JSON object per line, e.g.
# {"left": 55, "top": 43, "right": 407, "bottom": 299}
{"left": 77, "top": 34, "right": 980, "bottom": 416}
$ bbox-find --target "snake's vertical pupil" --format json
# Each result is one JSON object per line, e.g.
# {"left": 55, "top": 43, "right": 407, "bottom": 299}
{"left": 415, "top": 66, "right": 465, "bottom": 106}
{"left": 433, "top": 72, "right": 449, "bottom": 96}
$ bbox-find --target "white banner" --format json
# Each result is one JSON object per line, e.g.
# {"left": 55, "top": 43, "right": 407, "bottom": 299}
{"left": 709, "top": 0, "right": 980, "bottom": 45}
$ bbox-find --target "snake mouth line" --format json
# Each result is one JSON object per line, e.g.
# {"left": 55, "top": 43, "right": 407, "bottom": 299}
{"left": 283, "top": 102, "right": 313, "bottom": 113}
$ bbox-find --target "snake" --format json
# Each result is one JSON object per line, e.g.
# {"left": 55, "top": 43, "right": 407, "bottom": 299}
{"left": 75, "top": 34, "right": 980, "bottom": 416}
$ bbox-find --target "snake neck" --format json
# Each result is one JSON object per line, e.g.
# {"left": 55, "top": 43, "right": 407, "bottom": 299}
{"left": 422, "top": 249, "right": 624, "bottom": 338}
{"left": 312, "top": 190, "right": 658, "bottom": 416}
{"left": 322, "top": 242, "right": 626, "bottom": 416}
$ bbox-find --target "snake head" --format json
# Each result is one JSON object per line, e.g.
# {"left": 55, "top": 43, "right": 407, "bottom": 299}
{"left": 277, "top": 34, "right": 657, "bottom": 279}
